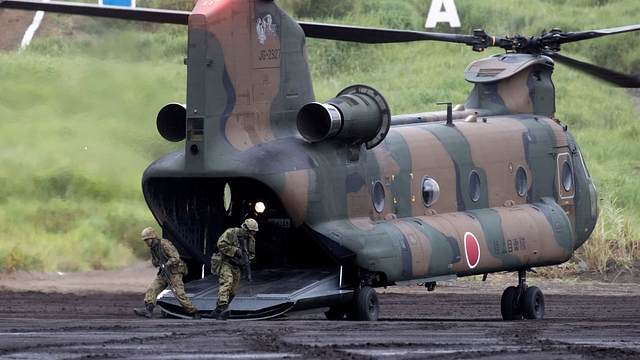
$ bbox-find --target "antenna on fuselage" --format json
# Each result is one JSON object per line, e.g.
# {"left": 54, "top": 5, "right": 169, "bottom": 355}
{"left": 437, "top": 102, "right": 453, "bottom": 125}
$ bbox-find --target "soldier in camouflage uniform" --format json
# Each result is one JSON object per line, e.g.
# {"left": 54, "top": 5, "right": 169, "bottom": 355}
{"left": 212, "top": 218, "right": 258, "bottom": 320}
{"left": 133, "top": 227, "right": 201, "bottom": 320}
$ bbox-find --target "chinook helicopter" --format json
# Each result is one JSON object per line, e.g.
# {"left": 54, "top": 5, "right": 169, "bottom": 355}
{"left": 3, "top": 0, "right": 640, "bottom": 321}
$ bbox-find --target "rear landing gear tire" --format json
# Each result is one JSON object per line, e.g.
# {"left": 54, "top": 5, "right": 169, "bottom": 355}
{"left": 348, "top": 286, "right": 379, "bottom": 321}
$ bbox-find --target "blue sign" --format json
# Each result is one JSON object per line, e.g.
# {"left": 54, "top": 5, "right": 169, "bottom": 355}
{"left": 101, "top": 0, "right": 135, "bottom": 6}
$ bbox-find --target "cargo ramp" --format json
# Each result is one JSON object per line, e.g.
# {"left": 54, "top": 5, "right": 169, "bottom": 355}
{"left": 156, "top": 268, "right": 353, "bottom": 320}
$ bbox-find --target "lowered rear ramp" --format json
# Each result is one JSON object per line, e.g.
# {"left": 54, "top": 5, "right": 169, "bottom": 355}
{"left": 156, "top": 268, "right": 353, "bottom": 320}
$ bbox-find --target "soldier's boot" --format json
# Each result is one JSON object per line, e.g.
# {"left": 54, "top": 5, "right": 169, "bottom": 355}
{"left": 191, "top": 311, "right": 201, "bottom": 320}
{"left": 210, "top": 307, "right": 221, "bottom": 320}
{"left": 219, "top": 304, "right": 230, "bottom": 320}
{"left": 212, "top": 304, "right": 229, "bottom": 320}
{"left": 133, "top": 304, "right": 154, "bottom": 318}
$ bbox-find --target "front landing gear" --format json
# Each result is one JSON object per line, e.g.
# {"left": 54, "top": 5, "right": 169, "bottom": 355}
{"left": 500, "top": 269, "right": 545, "bottom": 320}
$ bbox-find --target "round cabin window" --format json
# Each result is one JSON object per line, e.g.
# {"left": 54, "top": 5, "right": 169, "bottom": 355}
{"left": 469, "top": 170, "right": 481, "bottom": 202}
{"left": 373, "top": 181, "right": 385, "bottom": 213}
{"left": 422, "top": 176, "right": 440, "bottom": 207}
{"left": 515, "top": 166, "right": 527, "bottom": 197}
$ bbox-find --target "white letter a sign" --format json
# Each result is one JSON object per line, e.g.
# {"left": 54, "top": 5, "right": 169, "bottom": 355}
{"left": 425, "top": 0, "right": 461, "bottom": 28}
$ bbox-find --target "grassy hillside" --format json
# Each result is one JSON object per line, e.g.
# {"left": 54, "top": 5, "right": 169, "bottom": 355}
{"left": 0, "top": 0, "right": 638, "bottom": 273}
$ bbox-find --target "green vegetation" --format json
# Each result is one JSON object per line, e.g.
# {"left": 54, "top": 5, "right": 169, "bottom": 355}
{"left": 0, "top": 51, "right": 184, "bottom": 271}
{"left": 0, "top": 0, "right": 638, "bottom": 275}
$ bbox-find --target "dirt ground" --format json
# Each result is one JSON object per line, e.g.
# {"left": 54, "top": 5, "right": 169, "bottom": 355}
{"left": 0, "top": 8, "right": 34, "bottom": 51}
{"left": 1, "top": 262, "right": 639, "bottom": 359}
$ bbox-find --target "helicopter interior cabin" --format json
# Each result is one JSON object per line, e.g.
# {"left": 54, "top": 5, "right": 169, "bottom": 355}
{"left": 143, "top": 177, "right": 340, "bottom": 282}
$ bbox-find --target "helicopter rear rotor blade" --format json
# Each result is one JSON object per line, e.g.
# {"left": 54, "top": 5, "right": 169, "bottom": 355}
{"left": 3, "top": 0, "right": 638, "bottom": 88}
{"left": 299, "top": 22, "right": 476, "bottom": 45}
{"left": 0, "top": 0, "right": 189, "bottom": 24}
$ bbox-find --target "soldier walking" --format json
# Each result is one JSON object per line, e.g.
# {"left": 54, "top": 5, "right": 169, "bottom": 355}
{"left": 211, "top": 218, "right": 258, "bottom": 320}
{"left": 133, "top": 227, "right": 201, "bottom": 320}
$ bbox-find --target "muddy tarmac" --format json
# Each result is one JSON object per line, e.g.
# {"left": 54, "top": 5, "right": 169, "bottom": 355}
{"left": 1, "top": 263, "right": 639, "bottom": 359}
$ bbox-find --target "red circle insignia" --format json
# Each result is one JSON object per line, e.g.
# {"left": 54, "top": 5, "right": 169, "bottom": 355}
{"left": 464, "top": 232, "right": 480, "bottom": 269}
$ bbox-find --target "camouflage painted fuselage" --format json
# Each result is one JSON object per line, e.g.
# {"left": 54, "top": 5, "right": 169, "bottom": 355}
{"left": 141, "top": 0, "right": 598, "bottom": 287}
{"left": 305, "top": 113, "right": 597, "bottom": 284}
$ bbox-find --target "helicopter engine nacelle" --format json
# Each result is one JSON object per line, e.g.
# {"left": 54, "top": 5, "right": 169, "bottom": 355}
{"left": 156, "top": 102, "right": 186, "bottom": 142}
{"left": 297, "top": 85, "right": 391, "bottom": 149}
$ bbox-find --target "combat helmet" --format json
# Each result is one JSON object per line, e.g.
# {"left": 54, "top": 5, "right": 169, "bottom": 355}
{"left": 141, "top": 227, "right": 157, "bottom": 240}
{"left": 242, "top": 218, "right": 259, "bottom": 232}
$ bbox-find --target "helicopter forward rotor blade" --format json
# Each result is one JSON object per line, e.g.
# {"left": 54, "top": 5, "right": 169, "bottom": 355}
{"left": 299, "top": 21, "right": 476, "bottom": 45}
{"left": 556, "top": 24, "right": 640, "bottom": 44}
{"left": 0, "top": 0, "right": 189, "bottom": 25}
{"left": 543, "top": 50, "right": 640, "bottom": 88}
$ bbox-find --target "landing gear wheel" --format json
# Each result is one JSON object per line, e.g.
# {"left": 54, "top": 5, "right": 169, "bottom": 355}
{"left": 500, "top": 286, "right": 522, "bottom": 321}
{"left": 324, "top": 306, "right": 346, "bottom": 320}
{"left": 522, "top": 286, "right": 545, "bottom": 319}
{"left": 350, "top": 286, "right": 379, "bottom": 321}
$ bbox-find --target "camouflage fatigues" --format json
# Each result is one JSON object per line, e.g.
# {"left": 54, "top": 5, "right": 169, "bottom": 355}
{"left": 215, "top": 227, "right": 255, "bottom": 307}
{"left": 143, "top": 238, "right": 197, "bottom": 314}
